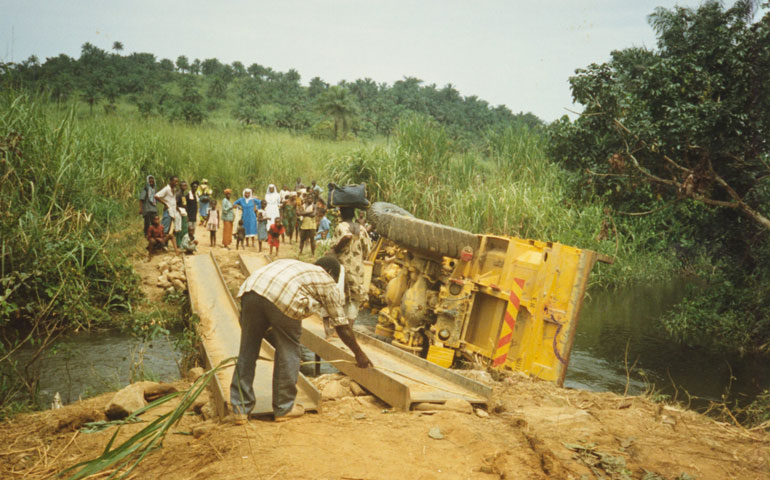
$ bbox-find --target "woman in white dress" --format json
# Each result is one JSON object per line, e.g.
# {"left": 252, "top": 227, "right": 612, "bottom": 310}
{"left": 264, "top": 184, "right": 281, "bottom": 229}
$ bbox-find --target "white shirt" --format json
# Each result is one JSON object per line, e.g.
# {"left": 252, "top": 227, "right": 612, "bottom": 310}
{"left": 155, "top": 184, "right": 177, "bottom": 216}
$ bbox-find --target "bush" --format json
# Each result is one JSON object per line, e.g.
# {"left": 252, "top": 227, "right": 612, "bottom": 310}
{"left": 0, "top": 92, "right": 140, "bottom": 408}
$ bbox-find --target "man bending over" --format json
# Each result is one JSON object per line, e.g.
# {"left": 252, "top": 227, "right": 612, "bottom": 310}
{"left": 230, "top": 256, "right": 372, "bottom": 424}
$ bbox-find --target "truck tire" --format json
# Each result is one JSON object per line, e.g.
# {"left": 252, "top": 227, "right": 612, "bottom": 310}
{"left": 367, "top": 202, "right": 480, "bottom": 259}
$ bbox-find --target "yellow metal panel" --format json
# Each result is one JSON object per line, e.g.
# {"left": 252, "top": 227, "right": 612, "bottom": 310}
{"left": 426, "top": 345, "right": 455, "bottom": 368}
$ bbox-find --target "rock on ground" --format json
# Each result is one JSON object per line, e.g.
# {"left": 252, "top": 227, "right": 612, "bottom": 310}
{"left": 105, "top": 384, "right": 146, "bottom": 420}
{"left": 104, "top": 381, "right": 178, "bottom": 419}
{"left": 321, "top": 380, "right": 352, "bottom": 400}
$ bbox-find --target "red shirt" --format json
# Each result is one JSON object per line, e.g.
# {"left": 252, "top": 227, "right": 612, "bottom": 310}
{"left": 269, "top": 224, "right": 285, "bottom": 238}
{"left": 147, "top": 223, "right": 165, "bottom": 241}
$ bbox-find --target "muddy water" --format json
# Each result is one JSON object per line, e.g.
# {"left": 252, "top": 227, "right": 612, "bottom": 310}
{"left": 33, "top": 331, "right": 181, "bottom": 407}
{"left": 566, "top": 280, "right": 770, "bottom": 406}
{"left": 32, "top": 281, "right": 768, "bottom": 410}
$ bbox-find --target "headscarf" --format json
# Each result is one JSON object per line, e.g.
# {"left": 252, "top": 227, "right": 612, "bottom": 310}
{"left": 265, "top": 184, "right": 280, "bottom": 200}
{"left": 145, "top": 175, "right": 156, "bottom": 205}
{"left": 242, "top": 188, "right": 252, "bottom": 199}
{"left": 224, "top": 188, "right": 232, "bottom": 195}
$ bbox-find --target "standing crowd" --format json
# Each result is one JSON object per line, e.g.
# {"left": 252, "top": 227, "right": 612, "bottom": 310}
{"left": 139, "top": 176, "right": 343, "bottom": 259}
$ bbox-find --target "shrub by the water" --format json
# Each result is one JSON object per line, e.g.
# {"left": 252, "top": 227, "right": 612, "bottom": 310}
{"left": 0, "top": 92, "right": 141, "bottom": 412}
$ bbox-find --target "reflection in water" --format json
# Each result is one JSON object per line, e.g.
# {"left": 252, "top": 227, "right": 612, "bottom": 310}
{"left": 32, "top": 331, "right": 181, "bottom": 407}
{"left": 566, "top": 280, "right": 770, "bottom": 406}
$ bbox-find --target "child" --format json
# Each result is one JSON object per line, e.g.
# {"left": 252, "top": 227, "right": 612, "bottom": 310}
{"left": 280, "top": 193, "right": 297, "bottom": 244}
{"left": 175, "top": 207, "right": 188, "bottom": 247}
{"left": 294, "top": 192, "right": 304, "bottom": 243}
{"left": 257, "top": 199, "right": 268, "bottom": 252}
{"left": 268, "top": 217, "right": 285, "bottom": 256}
{"left": 316, "top": 213, "right": 331, "bottom": 243}
{"left": 146, "top": 215, "right": 166, "bottom": 260}
{"left": 207, "top": 199, "right": 219, "bottom": 247}
{"left": 235, "top": 219, "right": 246, "bottom": 250}
{"left": 180, "top": 225, "right": 198, "bottom": 254}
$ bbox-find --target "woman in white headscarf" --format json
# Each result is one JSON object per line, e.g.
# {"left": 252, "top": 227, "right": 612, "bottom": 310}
{"left": 234, "top": 188, "right": 259, "bottom": 247}
{"left": 264, "top": 184, "right": 281, "bottom": 229}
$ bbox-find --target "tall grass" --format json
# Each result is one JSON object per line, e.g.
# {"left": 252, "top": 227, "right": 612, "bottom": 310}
{"left": 326, "top": 116, "right": 676, "bottom": 287}
{"left": 1, "top": 92, "right": 141, "bottom": 411}
{"left": 69, "top": 109, "right": 358, "bottom": 198}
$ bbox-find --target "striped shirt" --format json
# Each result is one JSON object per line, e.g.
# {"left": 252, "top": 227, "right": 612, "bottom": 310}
{"left": 237, "top": 259, "right": 347, "bottom": 327}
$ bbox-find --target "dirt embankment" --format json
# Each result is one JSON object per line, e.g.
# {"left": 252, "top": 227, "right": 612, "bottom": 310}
{"left": 1, "top": 236, "right": 768, "bottom": 479}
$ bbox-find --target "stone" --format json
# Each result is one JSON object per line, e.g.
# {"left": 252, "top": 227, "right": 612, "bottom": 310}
{"left": 321, "top": 380, "right": 351, "bottom": 400}
{"left": 187, "top": 367, "right": 205, "bottom": 382}
{"left": 349, "top": 381, "right": 367, "bottom": 396}
{"left": 428, "top": 426, "right": 444, "bottom": 440}
{"left": 141, "top": 382, "right": 178, "bottom": 402}
{"left": 200, "top": 403, "right": 216, "bottom": 421}
{"left": 105, "top": 384, "right": 147, "bottom": 420}
{"left": 442, "top": 398, "right": 473, "bottom": 414}
{"left": 191, "top": 391, "right": 210, "bottom": 414}
{"left": 475, "top": 408, "right": 489, "bottom": 418}
{"left": 192, "top": 422, "right": 215, "bottom": 439}
{"left": 353, "top": 413, "right": 366, "bottom": 420}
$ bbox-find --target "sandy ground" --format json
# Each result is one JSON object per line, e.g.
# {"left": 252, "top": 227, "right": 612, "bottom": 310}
{"left": 1, "top": 226, "right": 769, "bottom": 479}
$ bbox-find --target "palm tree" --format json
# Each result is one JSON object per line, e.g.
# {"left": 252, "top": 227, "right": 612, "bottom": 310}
{"left": 317, "top": 86, "right": 358, "bottom": 140}
{"left": 112, "top": 41, "right": 123, "bottom": 54}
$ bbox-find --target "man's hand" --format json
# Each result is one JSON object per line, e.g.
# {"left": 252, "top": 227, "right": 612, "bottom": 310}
{"left": 354, "top": 351, "right": 373, "bottom": 369}
{"left": 335, "top": 324, "right": 373, "bottom": 369}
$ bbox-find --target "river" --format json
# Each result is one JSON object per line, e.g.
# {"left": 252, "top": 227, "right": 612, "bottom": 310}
{"left": 32, "top": 280, "right": 769, "bottom": 410}
{"left": 31, "top": 332, "right": 182, "bottom": 408}
{"left": 566, "top": 280, "right": 770, "bottom": 408}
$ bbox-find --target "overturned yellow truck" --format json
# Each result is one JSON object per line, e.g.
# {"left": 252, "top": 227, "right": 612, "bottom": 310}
{"left": 364, "top": 203, "right": 612, "bottom": 386}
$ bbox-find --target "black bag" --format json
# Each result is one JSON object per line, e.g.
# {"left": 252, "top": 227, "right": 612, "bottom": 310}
{"left": 327, "top": 183, "right": 370, "bottom": 209}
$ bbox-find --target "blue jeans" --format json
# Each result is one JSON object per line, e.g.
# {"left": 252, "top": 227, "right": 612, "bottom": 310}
{"left": 161, "top": 209, "right": 173, "bottom": 235}
{"left": 230, "top": 292, "right": 303, "bottom": 417}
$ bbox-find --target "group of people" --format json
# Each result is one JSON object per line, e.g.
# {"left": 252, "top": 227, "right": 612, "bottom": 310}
{"left": 139, "top": 175, "right": 335, "bottom": 258}
{"left": 139, "top": 175, "right": 218, "bottom": 258}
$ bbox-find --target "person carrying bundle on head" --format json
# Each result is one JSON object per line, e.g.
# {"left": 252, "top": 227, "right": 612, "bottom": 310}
{"left": 328, "top": 183, "right": 371, "bottom": 326}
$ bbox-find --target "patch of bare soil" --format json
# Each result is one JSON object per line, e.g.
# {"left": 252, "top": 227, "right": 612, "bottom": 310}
{"left": 1, "top": 373, "right": 767, "bottom": 479}
{"left": 3, "top": 228, "right": 765, "bottom": 479}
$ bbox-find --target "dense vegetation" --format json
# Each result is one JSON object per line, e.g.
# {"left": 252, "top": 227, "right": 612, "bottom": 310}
{"left": 0, "top": 42, "right": 542, "bottom": 146}
{"left": 548, "top": 0, "right": 770, "bottom": 353}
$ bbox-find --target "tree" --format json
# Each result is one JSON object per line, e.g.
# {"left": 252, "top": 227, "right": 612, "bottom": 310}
{"left": 207, "top": 73, "right": 228, "bottom": 99}
{"left": 112, "top": 41, "right": 123, "bottom": 54}
{"left": 176, "top": 55, "right": 189, "bottom": 74}
{"left": 175, "top": 76, "right": 204, "bottom": 124}
{"left": 552, "top": 1, "right": 770, "bottom": 230}
{"left": 317, "top": 86, "right": 358, "bottom": 139}
{"left": 547, "top": 0, "right": 770, "bottom": 352}
{"left": 231, "top": 61, "right": 246, "bottom": 77}
{"left": 201, "top": 58, "right": 223, "bottom": 76}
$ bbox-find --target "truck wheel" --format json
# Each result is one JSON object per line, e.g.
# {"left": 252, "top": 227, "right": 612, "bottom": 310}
{"left": 367, "top": 202, "right": 480, "bottom": 259}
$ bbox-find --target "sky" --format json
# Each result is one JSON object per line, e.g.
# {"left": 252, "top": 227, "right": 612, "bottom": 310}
{"left": 2, "top": 0, "right": 706, "bottom": 121}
